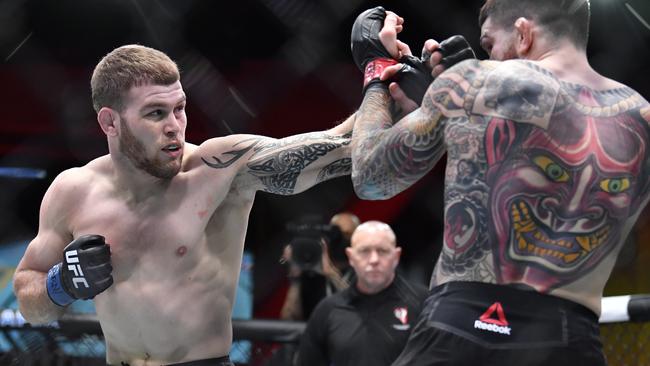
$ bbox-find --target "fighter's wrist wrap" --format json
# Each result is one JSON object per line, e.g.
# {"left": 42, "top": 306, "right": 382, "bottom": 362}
{"left": 46, "top": 262, "right": 75, "bottom": 307}
{"left": 364, "top": 58, "right": 397, "bottom": 92}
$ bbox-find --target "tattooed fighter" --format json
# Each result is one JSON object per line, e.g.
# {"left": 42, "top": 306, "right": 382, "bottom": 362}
{"left": 12, "top": 45, "right": 359, "bottom": 366}
{"left": 351, "top": 1, "right": 650, "bottom": 365}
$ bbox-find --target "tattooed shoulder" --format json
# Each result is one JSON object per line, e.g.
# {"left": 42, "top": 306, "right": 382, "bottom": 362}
{"left": 201, "top": 138, "right": 261, "bottom": 169}
{"left": 556, "top": 84, "right": 647, "bottom": 118}
{"left": 470, "top": 60, "right": 560, "bottom": 129}
{"left": 422, "top": 59, "right": 488, "bottom": 118}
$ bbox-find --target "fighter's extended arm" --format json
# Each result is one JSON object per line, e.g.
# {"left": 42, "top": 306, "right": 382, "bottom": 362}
{"left": 200, "top": 114, "right": 355, "bottom": 195}
{"left": 351, "top": 60, "right": 480, "bottom": 199}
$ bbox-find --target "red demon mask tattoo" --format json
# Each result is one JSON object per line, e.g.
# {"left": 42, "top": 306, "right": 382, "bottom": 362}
{"left": 486, "top": 89, "right": 649, "bottom": 291}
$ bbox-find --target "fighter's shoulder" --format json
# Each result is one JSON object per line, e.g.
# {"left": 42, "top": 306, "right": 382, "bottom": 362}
{"left": 572, "top": 81, "right": 650, "bottom": 120}
{"left": 481, "top": 59, "right": 559, "bottom": 85}
{"left": 442, "top": 59, "right": 518, "bottom": 78}
{"left": 464, "top": 60, "right": 560, "bottom": 125}
{"left": 42, "top": 158, "right": 107, "bottom": 213}
{"left": 190, "top": 134, "right": 265, "bottom": 171}
{"left": 608, "top": 85, "right": 649, "bottom": 116}
{"left": 51, "top": 158, "right": 107, "bottom": 191}
{"left": 440, "top": 59, "right": 558, "bottom": 95}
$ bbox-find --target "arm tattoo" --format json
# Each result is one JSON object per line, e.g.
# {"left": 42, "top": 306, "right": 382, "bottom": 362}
{"left": 247, "top": 140, "right": 345, "bottom": 194}
{"left": 352, "top": 60, "right": 479, "bottom": 199}
{"left": 202, "top": 132, "right": 351, "bottom": 194}
{"left": 247, "top": 132, "right": 351, "bottom": 194}
{"left": 317, "top": 158, "right": 352, "bottom": 182}
{"left": 201, "top": 138, "right": 261, "bottom": 168}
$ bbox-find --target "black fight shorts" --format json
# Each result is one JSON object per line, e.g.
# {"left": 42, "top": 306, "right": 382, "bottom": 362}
{"left": 392, "top": 282, "right": 607, "bottom": 366}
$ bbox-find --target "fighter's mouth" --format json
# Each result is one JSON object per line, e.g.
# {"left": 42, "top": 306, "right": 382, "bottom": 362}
{"left": 510, "top": 201, "right": 609, "bottom": 271}
{"left": 162, "top": 143, "right": 181, "bottom": 152}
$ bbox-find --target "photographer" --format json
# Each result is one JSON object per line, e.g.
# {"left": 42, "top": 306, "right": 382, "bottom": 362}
{"left": 280, "top": 213, "right": 360, "bottom": 321}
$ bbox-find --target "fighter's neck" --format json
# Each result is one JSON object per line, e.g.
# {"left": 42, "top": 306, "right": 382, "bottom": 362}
{"left": 524, "top": 43, "right": 611, "bottom": 90}
{"left": 109, "top": 155, "right": 172, "bottom": 204}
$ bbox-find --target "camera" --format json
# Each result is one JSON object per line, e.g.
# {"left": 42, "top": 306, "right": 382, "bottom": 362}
{"left": 289, "top": 236, "right": 323, "bottom": 272}
{"left": 286, "top": 220, "right": 346, "bottom": 272}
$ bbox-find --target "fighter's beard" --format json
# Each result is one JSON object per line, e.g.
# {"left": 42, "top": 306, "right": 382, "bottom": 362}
{"left": 119, "top": 118, "right": 181, "bottom": 179}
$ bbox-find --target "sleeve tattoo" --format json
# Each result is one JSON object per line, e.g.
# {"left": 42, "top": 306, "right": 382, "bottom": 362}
{"left": 352, "top": 60, "right": 480, "bottom": 199}
{"left": 202, "top": 132, "right": 352, "bottom": 194}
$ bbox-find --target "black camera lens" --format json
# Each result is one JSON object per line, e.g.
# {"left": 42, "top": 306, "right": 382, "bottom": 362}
{"left": 290, "top": 237, "right": 322, "bottom": 271}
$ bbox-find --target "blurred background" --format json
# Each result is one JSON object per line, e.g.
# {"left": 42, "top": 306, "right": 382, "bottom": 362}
{"left": 0, "top": 0, "right": 649, "bottom": 361}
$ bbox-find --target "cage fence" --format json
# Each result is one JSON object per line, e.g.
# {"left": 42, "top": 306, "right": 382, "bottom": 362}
{"left": 2, "top": 299, "right": 650, "bottom": 366}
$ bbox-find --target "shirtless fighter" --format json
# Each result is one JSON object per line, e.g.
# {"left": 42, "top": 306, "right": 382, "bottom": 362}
{"left": 12, "top": 44, "right": 358, "bottom": 366}
{"left": 350, "top": 2, "right": 650, "bottom": 365}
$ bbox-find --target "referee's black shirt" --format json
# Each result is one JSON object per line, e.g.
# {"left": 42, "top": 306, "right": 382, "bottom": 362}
{"left": 296, "top": 273, "right": 428, "bottom": 366}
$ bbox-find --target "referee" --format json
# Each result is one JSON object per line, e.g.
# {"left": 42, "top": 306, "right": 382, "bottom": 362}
{"left": 296, "top": 221, "right": 428, "bottom": 366}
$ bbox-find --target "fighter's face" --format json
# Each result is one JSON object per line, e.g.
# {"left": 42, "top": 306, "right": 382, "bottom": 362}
{"left": 347, "top": 230, "right": 400, "bottom": 295}
{"left": 480, "top": 17, "right": 518, "bottom": 61}
{"left": 488, "top": 105, "right": 648, "bottom": 290}
{"left": 118, "top": 81, "right": 187, "bottom": 179}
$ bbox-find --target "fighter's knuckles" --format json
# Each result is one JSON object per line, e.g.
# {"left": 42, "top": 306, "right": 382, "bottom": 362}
{"left": 432, "top": 64, "right": 446, "bottom": 78}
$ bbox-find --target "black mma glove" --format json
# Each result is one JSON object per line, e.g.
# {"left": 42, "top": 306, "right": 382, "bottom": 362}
{"left": 351, "top": 6, "right": 397, "bottom": 93}
{"left": 396, "top": 35, "right": 476, "bottom": 104}
{"left": 46, "top": 234, "right": 113, "bottom": 306}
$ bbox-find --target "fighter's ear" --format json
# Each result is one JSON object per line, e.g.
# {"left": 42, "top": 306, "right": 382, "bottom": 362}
{"left": 514, "top": 17, "right": 534, "bottom": 58}
{"left": 98, "top": 107, "right": 119, "bottom": 137}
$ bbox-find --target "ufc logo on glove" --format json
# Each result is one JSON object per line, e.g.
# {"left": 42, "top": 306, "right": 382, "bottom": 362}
{"left": 65, "top": 250, "right": 90, "bottom": 289}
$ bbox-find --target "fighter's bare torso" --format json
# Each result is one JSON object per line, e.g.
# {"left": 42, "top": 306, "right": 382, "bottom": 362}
{"left": 52, "top": 122, "right": 353, "bottom": 364}
{"left": 61, "top": 144, "right": 249, "bottom": 364}
{"left": 353, "top": 59, "right": 650, "bottom": 313}
{"left": 429, "top": 60, "right": 650, "bottom": 312}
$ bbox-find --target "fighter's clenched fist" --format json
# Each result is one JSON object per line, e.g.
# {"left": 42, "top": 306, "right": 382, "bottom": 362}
{"left": 47, "top": 234, "right": 113, "bottom": 306}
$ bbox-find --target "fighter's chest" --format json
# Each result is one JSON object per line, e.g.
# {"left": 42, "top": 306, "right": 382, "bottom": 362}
{"left": 69, "top": 193, "right": 214, "bottom": 271}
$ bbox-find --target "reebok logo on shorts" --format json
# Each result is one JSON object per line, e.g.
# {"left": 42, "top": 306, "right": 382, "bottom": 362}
{"left": 474, "top": 302, "right": 511, "bottom": 335}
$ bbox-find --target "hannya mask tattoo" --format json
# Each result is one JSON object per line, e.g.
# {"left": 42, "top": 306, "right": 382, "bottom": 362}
{"left": 486, "top": 89, "right": 650, "bottom": 291}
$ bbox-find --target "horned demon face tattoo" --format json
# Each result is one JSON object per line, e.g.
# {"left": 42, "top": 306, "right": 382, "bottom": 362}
{"left": 486, "top": 90, "right": 649, "bottom": 291}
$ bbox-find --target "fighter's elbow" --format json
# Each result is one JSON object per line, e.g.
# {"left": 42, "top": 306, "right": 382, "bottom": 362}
{"left": 351, "top": 172, "right": 394, "bottom": 200}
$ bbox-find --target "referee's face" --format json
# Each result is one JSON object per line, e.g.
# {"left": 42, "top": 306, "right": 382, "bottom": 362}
{"left": 346, "top": 228, "right": 401, "bottom": 295}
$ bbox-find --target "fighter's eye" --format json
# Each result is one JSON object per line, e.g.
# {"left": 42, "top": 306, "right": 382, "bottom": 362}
{"left": 146, "top": 109, "right": 164, "bottom": 119}
{"left": 600, "top": 178, "right": 630, "bottom": 193}
{"left": 533, "top": 156, "right": 569, "bottom": 183}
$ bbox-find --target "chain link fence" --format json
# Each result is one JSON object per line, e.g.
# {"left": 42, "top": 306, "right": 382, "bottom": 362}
{"left": 2, "top": 314, "right": 650, "bottom": 365}
{"left": 601, "top": 322, "right": 650, "bottom": 366}
{"left": 1, "top": 316, "right": 304, "bottom": 366}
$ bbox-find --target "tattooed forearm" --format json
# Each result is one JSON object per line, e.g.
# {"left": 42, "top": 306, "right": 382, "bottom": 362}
{"left": 351, "top": 88, "right": 394, "bottom": 198}
{"left": 317, "top": 158, "right": 352, "bottom": 182}
{"left": 203, "top": 130, "right": 351, "bottom": 194}
{"left": 352, "top": 62, "right": 480, "bottom": 199}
